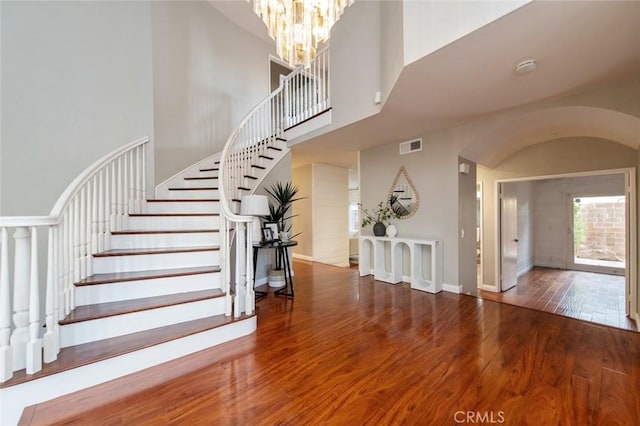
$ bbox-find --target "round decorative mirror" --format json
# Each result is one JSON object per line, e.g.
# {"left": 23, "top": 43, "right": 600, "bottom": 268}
{"left": 388, "top": 166, "right": 419, "bottom": 219}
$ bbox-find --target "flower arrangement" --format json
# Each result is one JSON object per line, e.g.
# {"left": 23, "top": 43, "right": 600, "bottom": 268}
{"left": 359, "top": 201, "right": 399, "bottom": 227}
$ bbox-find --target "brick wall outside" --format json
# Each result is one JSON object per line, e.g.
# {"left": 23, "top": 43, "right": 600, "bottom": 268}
{"left": 576, "top": 202, "right": 625, "bottom": 261}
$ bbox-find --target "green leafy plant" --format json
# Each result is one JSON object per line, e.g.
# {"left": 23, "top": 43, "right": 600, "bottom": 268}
{"left": 359, "top": 201, "right": 399, "bottom": 227}
{"left": 262, "top": 181, "right": 303, "bottom": 237}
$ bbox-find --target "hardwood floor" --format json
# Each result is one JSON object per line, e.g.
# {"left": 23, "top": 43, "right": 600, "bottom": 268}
{"left": 480, "top": 267, "right": 636, "bottom": 331}
{"left": 19, "top": 261, "right": 640, "bottom": 425}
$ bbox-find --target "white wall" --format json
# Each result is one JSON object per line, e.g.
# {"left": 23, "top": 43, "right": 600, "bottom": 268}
{"left": 515, "top": 181, "right": 534, "bottom": 276}
{"left": 1, "top": 1, "right": 154, "bottom": 215}
{"left": 533, "top": 174, "right": 625, "bottom": 269}
{"left": 292, "top": 164, "right": 313, "bottom": 257}
{"left": 312, "top": 164, "right": 349, "bottom": 267}
{"left": 380, "top": 0, "right": 404, "bottom": 104}
{"left": 402, "top": 0, "right": 529, "bottom": 66}
{"left": 477, "top": 137, "right": 637, "bottom": 287}
{"left": 151, "top": 0, "right": 275, "bottom": 185}
{"left": 252, "top": 153, "right": 292, "bottom": 283}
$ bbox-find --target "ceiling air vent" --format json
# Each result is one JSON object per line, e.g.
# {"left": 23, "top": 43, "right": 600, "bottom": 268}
{"left": 399, "top": 139, "right": 422, "bottom": 155}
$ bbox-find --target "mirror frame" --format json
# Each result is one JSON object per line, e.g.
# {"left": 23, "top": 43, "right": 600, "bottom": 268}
{"left": 387, "top": 166, "right": 420, "bottom": 219}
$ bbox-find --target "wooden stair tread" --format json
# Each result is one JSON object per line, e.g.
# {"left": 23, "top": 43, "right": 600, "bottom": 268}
{"left": 258, "top": 155, "right": 273, "bottom": 160}
{"left": 128, "top": 213, "right": 219, "bottom": 217}
{"left": 237, "top": 186, "right": 251, "bottom": 191}
{"left": 243, "top": 175, "right": 258, "bottom": 180}
{"left": 184, "top": 177, "right": 218, "bottom": 180}
{"left": 199, "top": 167, "right": 219, "bottom": 172}
{"left": 1, "top": 313, "right": 254, "bottom": 388}
{"left": 168, "top": 187, "right": 218, "bottom": 191}
{"left": 146, "top": 199, "right": 219, "bottom": 202}
{"left": 60, "top": 289, "right": 224, "bottom": 325}
{"left": 75, "top": 265, "right": 222, "bottom": 286}
{"left": 251, "top": 165, "right": 266, "bottom": 170}
{"left": 267, "top": 146, "right": 283, "bottom": 151}
{"left": 93, "top": 246, "right": 219, "bottom": 257}
{"left": 111, "top": 229, "right": 219, "bottom": 235}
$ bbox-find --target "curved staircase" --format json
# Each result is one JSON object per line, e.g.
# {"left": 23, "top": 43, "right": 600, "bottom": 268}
{"left": 1, "top": 45, "right": 326, "bottom": 424}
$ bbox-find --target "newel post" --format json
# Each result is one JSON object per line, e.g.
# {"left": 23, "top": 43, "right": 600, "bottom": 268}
{"left": 234, "top": 222, "right": 247, "bottom": 318}
{"left": 0, "top": 227, "right": 13, "bottom": 381}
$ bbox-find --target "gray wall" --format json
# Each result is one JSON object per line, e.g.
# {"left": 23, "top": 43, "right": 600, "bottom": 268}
{"left": 1, "top": 1, "right": 154, "bottom": 215}
{"left": 458, "top": 157, "right": 477, "bottom": 295}
{"left": 151, "top": 1, "right": 275, "bottom": 185}
{"left": 360, "top": 137, "right": 460, "bottom": 288}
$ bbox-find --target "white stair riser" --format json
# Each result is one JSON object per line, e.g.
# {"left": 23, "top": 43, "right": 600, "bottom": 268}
{"left": 93, "top": 250, "right": 219, "bottom": 273}
{"left": 110, "top": 231, "right": 220, "bottom": 249}
{"left": 75, "top": 272, "right": 221, "bottom": 306}
{"left": 143, "top": 201, "right": 219, "bottom": 214}
{"left": 182, "top": 178, "right": 219, "bottom": 188}
{"left": 127, "top": 215, "right": 219, "bottom": 231}
{"left": 60, "top": 297, "right": 226, "bottom": 347}
{"left": 0, "top": 317, "right": 256, "bottom": 426}
{"left": 167, "top": 189, "right": 219, "bottom": 199}
{"left": 198, "top": 170, "right": 218, "bottom": 178}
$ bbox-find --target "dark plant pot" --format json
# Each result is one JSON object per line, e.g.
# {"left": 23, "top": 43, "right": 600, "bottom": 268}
{"left": 373, "top": 222, "right": 386, "bottom": 237}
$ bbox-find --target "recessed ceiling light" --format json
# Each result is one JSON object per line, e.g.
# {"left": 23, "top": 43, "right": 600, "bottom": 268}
{"left": 514, "top": 59, "right": 537, "bottom": 75}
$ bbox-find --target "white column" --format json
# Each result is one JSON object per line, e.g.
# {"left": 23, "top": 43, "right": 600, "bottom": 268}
{"left": 0, "top": 227, "right": 13, "bottom": 381}
{"left": 234, "top": 222, "right": 247, "bottom": 318}
{"left": 10, "top": 227, "right": 31, "bottom": 371}
{"left": 25, "top": 226, "right": 42, "bottom": 374}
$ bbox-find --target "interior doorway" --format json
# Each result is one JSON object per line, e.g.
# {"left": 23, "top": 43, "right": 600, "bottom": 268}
{"left": 492, "top": 168, "right": 637, "bottom": 330}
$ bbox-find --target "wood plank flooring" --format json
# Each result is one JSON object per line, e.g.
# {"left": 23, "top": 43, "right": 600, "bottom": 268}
{"left": 480, "top": 267, "right": 636, "bottom": 331}
{"left": 19, "top": 261, "right": 640, "bottom": 425}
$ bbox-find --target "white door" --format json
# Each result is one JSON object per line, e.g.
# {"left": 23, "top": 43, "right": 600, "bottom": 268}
{"left": 500, "top": 183, "right": 518, "bottom": 291}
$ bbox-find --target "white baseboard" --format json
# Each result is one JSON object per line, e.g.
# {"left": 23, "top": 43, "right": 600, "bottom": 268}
{"left": 478, "top": 283, "right": 499, "bottom": 293}
{"left": 292, "top": 253, "right": 314, "bottom": 261}
{"left": 442, "top": 283, "right": 461, "bottom": 294}
{"left": 517, "top": 263, "right": 534, "bottom": 277}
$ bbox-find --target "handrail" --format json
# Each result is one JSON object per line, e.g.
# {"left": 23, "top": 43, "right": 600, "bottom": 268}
{"left": 218, "top": 47, "right": 330, "bottom": 319}
{"left": 0, "top": 136, "right": 150, "bottom": 382}
{"left": 50, "top": 137, "right": 149, "bottom": 218}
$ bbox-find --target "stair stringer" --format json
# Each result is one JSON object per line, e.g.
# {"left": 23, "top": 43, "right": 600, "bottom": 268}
{"left": 0, "top": 316, "right": 256, "bottom": 426}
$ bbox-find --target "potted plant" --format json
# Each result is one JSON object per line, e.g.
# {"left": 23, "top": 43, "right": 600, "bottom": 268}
{"left": 360, "top": 201, "right": 399, "bottom": 236}
{"left": 262, "top": 181, "right": 303, "bottom": 287}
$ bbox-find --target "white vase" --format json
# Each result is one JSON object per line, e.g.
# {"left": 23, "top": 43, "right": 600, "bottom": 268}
{"left": 386, "top": 224, "right": 397, "bottom": 238}
{"left": 268, "top": 268, "right": 286, "bottom": 288}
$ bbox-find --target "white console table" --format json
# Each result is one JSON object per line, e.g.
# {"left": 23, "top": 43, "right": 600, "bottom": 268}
{"left": 359, "top": 236, "right": 443, "bottom": 293}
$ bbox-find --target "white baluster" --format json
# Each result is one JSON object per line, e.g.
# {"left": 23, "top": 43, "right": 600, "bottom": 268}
{"left": 10, "top": 227, "right": 31, "bottom": 371}
{"left": 91, "top": 176, "right": 99, "bottom": 255}
{"left": 121, "top": 155, "right": 128, "bottom": 227}
{"left": 26, "top": 226, "right": 42, "bottom": 374}
{"left": 85, "top": 184, "right": 93, "bottom": 278}
{"left": 1, "top": 227, "right": 13, "bottom": 381}
{"left": 79, "top": 188, "right": 87, "bottom": 279}
{"left": 110, "top": 161, "right": 118, "bottom": 231}
{"left": 97, "top": 170, "right": 105, "bottom": 252}
{"left": 73, "top": 196, "right": 81, "bottom": 283}
{"left": 128, "top": 150, "right": 135, "bottom": 213}
{"left": 63, "top": 212, "right": 71, "bottom": 316}
{"left": 141, "top": 146, "right": 147, "bottom": 210}
{"left": 44, "top": 226, "right": 57, "bottom": 363}
{"left": 105, "top": 164, "right": 112, "bottom": 250}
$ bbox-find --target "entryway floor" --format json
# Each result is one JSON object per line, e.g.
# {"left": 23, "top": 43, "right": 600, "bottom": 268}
{"left": 479, "top": 267, "right": 637, "bottom": 331}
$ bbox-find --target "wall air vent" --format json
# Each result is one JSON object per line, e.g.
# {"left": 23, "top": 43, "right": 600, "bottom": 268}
{"left": 399, "top": 138, "right": 422, "bottom": 155}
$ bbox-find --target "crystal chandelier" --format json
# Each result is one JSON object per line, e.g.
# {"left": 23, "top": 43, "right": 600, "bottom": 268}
{"left": 251, "top": 0, "right": 354, "bottom": 67}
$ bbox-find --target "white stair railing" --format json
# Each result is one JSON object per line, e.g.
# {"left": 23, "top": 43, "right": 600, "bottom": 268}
{"left": 219, "top": 47, "right": 331, "bottom": 318}
{"left": 0, "top": 137, "right": 149, "bottom": 382}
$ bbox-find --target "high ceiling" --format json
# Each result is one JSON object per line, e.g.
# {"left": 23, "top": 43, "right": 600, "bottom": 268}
{"left": 211, "top": 0, "right": 640, "bottom": 170}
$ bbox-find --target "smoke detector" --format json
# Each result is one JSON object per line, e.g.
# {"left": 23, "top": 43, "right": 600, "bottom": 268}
{"left": 514, "top": 59, "right": 537, "bottom": 75}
